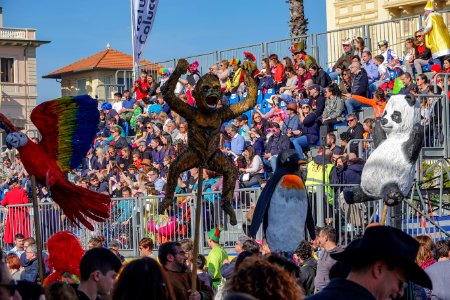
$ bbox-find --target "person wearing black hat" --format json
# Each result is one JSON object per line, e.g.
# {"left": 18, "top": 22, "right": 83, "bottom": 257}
{"left": 307, "top": 226, "right": 432, "bottom": 300}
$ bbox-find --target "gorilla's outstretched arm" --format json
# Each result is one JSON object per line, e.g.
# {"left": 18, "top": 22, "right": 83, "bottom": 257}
{"left": 162, "top": 59, "right": 196, "bottom": 119}
{"left": 222, "top": 62, "right": 258, "bottom": 121}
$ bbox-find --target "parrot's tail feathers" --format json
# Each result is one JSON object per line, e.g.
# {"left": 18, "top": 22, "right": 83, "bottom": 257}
{"left": 49, "top": 180, "right": 110, "bottom": 231}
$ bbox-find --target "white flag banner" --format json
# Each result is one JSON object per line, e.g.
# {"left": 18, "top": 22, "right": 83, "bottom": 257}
{"left": 132, "top": 0, "right": 159, "bottom": 67}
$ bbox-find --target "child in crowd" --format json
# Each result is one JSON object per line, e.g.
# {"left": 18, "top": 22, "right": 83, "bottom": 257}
{"left": 131, "top": 150, "right": 142, "bottom": 170}
{"left": 369, "top": 55, "right": 390, "bottom": 92}
{"left": 377, "top": 40, "right": 398, "bottom": 67}
{"left": 402, "top": 37, "right": 415, "bottom": 75}
{"left": 129, "top": 101, "right": 143, "bottom": 130}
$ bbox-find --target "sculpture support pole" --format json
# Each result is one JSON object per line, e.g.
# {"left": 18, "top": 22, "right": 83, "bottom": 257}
{"left": 31, "top": 176, "right": 45, "bottom": 283}
{"left": 191, "top": 166, "right": 204, "bottom": 292}
{"left": 380, "top": 204, "right": 388, "bottom": 225}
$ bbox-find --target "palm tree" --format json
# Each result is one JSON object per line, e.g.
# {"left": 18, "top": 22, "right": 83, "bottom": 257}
{"left": 287, "top": 0, "right": 308, "bottom": 42}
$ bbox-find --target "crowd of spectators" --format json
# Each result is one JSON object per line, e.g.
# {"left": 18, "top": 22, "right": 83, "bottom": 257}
{"left": 0, "top": 32, "right": 448, "bottom": 251}
{"left": 0, "top": 33, "right": 449, "bottom": 249}
{"left": 0, "top": 225, "right": 448, "bottom": 299}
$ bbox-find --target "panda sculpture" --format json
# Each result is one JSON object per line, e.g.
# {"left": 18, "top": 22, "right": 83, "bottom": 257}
{"left": 344, "top": 94, "right": 423, "bottom": 206}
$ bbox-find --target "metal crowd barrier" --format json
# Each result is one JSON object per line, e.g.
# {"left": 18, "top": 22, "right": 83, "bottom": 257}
{"left": 0, "top": 188, "right": 263, "bottom": 256}
{"left": 1, "top": 182, "right": 449, "bottom": 255}
{"left": 347, "top": 138, "right": 374, "bottom": 161}
{"left": 2, "top": 183, "right": 428, "bottom": 255}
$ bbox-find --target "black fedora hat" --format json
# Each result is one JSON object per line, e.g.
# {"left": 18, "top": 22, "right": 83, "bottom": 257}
{"left": 331, "top": 226, "right": 432, "bottom": 289}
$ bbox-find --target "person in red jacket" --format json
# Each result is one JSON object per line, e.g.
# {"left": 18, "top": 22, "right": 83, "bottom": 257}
{"left": 269, "top": 54, "right": 284, "bottom": 93}
{"left": 1, "top": 177, "right": 30, "bottom": 244}
{"left": 131, "top": 71, "right": 151, "bottom": 100}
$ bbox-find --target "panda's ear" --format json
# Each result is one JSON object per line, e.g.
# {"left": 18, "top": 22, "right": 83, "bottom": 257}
{"left": 385, "top": 93, "right": 392, "bottom": 103}
{"left": 405, "top": 94, "right": 415, "bottom": 107}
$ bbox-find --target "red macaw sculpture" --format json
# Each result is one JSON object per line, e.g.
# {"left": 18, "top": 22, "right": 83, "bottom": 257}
{"left": 0, "top": 95, "right": 110, "bottom": 230}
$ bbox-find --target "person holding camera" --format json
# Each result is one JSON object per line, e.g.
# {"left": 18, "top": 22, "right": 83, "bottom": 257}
{"left": 131, "top": 71, "right": 151, "bottom": 100}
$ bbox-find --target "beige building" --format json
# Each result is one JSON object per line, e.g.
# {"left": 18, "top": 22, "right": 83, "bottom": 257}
{"left": 323, "top": 0, "right": 450, "bottom": 67}
{"left": 0, "top": 7, "right": 49, "bottom": 128}
{"left": 327, "top": 0, "right": 450, "bottom": 30}
{"left": 43, "top": 47, "right": 158, "bottom": 101}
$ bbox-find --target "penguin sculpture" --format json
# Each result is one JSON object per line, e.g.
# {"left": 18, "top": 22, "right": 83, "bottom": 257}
{"left": 250, "top": 149, "right": 315, "bottom": 254}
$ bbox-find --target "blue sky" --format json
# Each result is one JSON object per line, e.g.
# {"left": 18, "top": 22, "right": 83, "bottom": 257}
{"left": 1, "top": 0, "right": 326, "bottom": 103}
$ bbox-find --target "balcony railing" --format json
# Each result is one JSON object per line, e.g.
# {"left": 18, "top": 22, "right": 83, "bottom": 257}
{"left": 0, "top": 27, "right": 36, "bottom": 40}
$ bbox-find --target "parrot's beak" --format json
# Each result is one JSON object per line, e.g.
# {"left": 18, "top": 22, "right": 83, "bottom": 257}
{"left": 6, "top": 141, "right": 12, "bottom": 149}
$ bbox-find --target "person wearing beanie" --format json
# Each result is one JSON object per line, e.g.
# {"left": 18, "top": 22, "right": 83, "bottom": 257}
{"left": 291, "top": 40, "right": 318, "bottom": 69}
{"left": 430, "top": 64, "right": 443, "bottom": 86}
{"left": 207, "top": 227, "right": 228, "bottom": 290}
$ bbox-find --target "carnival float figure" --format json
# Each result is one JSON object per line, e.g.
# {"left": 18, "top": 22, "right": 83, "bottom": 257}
{"left": 159, "top": 58, "right": 257, "bottom": 225}
{"left": 423, "top": 0, "right": 450, "bottom": 60}
{"left": 0, "top": 96, "right": 110, "bottom": 230}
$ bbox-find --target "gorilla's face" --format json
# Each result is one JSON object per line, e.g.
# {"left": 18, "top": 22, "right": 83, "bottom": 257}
{"left": 6, "top": 132, "right": 28, "bottom": 148}
{"left": 193, "top": 74, "right": 223, "bottom": 111}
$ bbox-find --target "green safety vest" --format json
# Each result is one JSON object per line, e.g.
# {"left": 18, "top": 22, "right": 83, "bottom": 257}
{"left": 305, "top": 161, "right": 335, "bottom": 204}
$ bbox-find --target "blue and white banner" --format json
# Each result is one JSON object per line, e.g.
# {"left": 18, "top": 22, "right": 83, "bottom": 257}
{"left": 132, "top": 0, "right": 159, "bottom": 67}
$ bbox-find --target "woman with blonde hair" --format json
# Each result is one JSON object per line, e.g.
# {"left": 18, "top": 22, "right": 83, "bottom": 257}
{"left": 415, "top": 235, "right": 436, "bottom": 270}
{"left": 93, "top": 146, "right": 107, "bottom": 170}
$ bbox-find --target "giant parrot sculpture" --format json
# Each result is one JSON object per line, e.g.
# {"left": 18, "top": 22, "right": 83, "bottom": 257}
{"left": 0, "top": 95, "right": 110, "bottom": 230}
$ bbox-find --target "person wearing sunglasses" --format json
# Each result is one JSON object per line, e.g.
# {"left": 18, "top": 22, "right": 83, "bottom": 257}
{"left": 412, "top": 29, "right": 432, "bottom": 75}
{"left": 345, "top": 113, "right": 364, "bottom": 140}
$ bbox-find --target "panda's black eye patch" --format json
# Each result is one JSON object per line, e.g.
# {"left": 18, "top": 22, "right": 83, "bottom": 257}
{"left": 391, "top": 111, "right": 402, "bottom": 123}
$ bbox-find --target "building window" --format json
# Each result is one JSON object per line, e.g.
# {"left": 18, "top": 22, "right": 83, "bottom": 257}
{"left": 77, "top": 79, "right": 87, "bottom": 95}
{"left": 1, "top": 58, "right": 14, "bottom": 83}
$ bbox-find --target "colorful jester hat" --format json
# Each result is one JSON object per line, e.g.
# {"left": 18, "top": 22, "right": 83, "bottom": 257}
{"left": 158, "top": 67, "right": 171, "bottom": 77}
{"left": 229, "top": 57, "right": 240, "bottom": 66}
{"left": 208, "top": 227, "right": 223, "bottom": 243}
